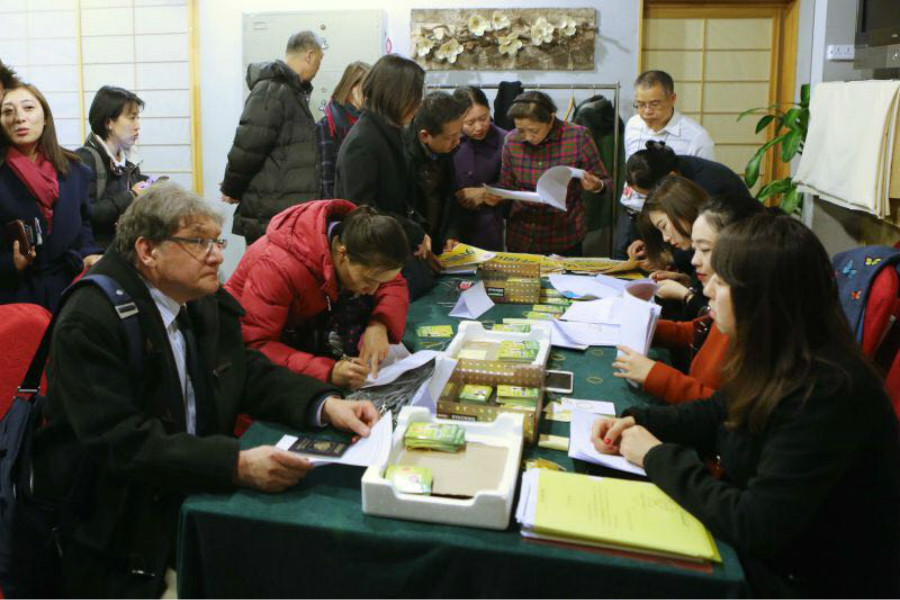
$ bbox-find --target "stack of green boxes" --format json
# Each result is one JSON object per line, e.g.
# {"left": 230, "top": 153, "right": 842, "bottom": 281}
{"left": 404, "top": 422, "right": 466, "bottom": 453}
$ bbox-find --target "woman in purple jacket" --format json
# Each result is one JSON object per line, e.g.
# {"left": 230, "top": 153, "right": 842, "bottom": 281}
{"left": 452, "top": 87, "right": 507, "bottom": 251}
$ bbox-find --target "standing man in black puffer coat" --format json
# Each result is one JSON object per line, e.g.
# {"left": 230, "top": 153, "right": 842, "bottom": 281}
{"left": 221, "top": 31, "right": 323, "bottom": 244}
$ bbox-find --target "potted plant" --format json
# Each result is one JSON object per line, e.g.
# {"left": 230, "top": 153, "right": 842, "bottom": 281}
{"left": 738, "top": 83, "right": 810, "bottom": 214}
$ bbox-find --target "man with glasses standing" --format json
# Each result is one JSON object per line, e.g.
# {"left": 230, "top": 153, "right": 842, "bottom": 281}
{"left": 32, "top": 182, "right": 378, "bottom": 597}
{"left": 615, "top": 70, "right": 715, "bottom": 259}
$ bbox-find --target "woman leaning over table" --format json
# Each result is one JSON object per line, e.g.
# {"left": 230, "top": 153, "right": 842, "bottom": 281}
{"left": 0, "top": 83, "right": 101, "bottom": 312}
{"left": 487, "top": 91, "right": 609, "bottom": 257}
{"left": 451, "top": 86, "right": 507, "bottom": 251}
{"left": 591, "top": 214, "right": 900, "bottom": 598}
{"left": 613, "top": 195, "right": 764, "bottom": 405}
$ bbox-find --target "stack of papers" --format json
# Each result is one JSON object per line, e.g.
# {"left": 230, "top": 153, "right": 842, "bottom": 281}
{"left": 516, "top": 469, "right": 721, "bottom": 563}
{"left": 617, "top": 294, "right": 661, "bottom": 356}
{"left": 568, "top": 408, "right": 646, "bottom": 476}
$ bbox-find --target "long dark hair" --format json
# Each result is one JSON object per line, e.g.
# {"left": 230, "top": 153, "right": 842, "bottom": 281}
{"left": 1, "top": 82, "right": 79, "bottom": 174}
{"left": 362, "top": 54, "right": 424, "bottom": 128}
{"left": 333, "top": 205, "right": 409, "bottom": 271}
{"left": 712, "top": 214, "right": 862, "bottom": 432}
{"left": 637, "top": 175, "right": 709, "bottom": 265}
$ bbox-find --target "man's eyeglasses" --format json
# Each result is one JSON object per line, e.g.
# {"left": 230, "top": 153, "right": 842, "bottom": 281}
{"left": 166, "top": 236, "right": 228, "bottom": 255}
{"left": 632, "top": 99, "right": 667, "bottom": 111}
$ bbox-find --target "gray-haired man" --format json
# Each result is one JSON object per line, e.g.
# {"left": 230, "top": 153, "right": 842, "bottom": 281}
{"left": 32, "top": 183, "right": 377, "bottom": 597}
{"left": 221, "top": 30, "right": 324, "bottom": 243}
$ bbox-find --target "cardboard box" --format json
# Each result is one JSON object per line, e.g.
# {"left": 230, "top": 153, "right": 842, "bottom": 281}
{"left": 437, "top": 359, "right": 545, "bottom": 444}
{"left": 445, "top": 321, "right": 551, "bottom": 368}
{"left": 479, "top": 260, "right": 541, "bottom": 304}
{"left": 361, "top": 407, "right": 525, "bottom": 531}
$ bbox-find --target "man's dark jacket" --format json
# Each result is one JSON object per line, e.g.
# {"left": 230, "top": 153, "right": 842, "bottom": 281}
{"left": 32, "top": 249, "right": 337, "bottom": 597}
{"left": 221, "top": 60, "right": 320, "bottom": 243}
{"left": 403, "top": 125, "right": 461, "bottom": 253}
{"left": 334, "top": 109, "right": 426, "bottom": 249}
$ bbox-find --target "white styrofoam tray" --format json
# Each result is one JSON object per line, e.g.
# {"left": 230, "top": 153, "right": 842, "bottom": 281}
{"left": 361, "top": 406, "right": 525, "bottom": 530}
{"left": 444, "top": 320, "right": 552, "bottom": 368}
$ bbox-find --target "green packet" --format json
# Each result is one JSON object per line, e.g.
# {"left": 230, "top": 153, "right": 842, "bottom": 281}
{"left": 492, "top": 323, "right": 531, "bottom": 333}
{"left": 531, "top": 304, "right": 566, "bottom": 314}
{"left": 523, "top": 311, "right": 558, "bottom": 321}
{"left": 417, "top": 325, "right": 454, "bottom": 338}
{"left": 498, "top": 340, "right": 540, "bottom": 362}
{"left": 540, "top": 288, "right": 564, "bottom": 298}
{"left": 539, "top": 297, "right": 572, "bottom": 306}
{"left": 496, "top": 385, "right": 539, "bottom": 401}
{"left": 384, "top": 465, "right": 433, "bottom": 495}
{"left": 459, "top": 384, "right": 493, "bottom": 404}
{"left": 404, "top": 422, "right": 466, "bottom": 452}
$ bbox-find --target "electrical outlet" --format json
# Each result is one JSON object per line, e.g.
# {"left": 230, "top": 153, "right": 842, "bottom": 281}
{"left": 826, "top": 44, "right": 855, "bottom": 61}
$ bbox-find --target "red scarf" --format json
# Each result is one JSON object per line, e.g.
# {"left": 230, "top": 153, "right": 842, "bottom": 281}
{"left": 5, "top": 147, "right": 59, "bottom": 230}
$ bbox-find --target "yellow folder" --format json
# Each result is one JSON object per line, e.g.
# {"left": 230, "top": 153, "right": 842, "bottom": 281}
{"left": 533, "top": 470, "right": 722, "bottom": 563}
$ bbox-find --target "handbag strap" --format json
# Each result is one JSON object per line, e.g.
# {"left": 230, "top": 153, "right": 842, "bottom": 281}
{"left": 17, "top": 274, "right": 142, "bottom": 399}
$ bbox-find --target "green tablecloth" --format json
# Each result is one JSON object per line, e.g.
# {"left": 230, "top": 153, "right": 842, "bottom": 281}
{"left": 177, "top": 279, "right": 748, "bottom": 598}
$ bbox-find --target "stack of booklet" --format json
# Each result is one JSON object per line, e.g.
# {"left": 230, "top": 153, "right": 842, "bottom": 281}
{"left": 515, "top": 469, "right": 721, "bottom": 564}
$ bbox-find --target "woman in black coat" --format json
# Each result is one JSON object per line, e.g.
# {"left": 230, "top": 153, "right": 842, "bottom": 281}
{"left": 334, "top": 54, "right": 436, "bottom": 298}
{"left": 75, "top": 86, "right": 149, "bottom": 250}
{"left": 0, "top": 83, "right": 101, "bottom": 312}
{"left": 592, "top": 214, "right": 900, "bottom": 598}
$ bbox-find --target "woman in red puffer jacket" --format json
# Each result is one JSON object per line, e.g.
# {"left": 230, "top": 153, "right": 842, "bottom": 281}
{"left": 227, "top": 199, "right": 410, "bottom": 390}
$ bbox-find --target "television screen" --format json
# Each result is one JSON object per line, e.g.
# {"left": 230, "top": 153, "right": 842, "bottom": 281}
{"left": 860, "top": 0, "right": 900, "bottom": 35}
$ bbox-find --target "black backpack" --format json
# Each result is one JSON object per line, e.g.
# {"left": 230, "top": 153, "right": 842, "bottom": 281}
{"left": 0, "top": 274, "right": 142, "bottom": 598}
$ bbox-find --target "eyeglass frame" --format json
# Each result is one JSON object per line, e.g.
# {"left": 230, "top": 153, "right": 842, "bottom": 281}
{"left": 165, "top": 235, "right": 228, "bottom": 256}
{"left": 632, "top": 98, "right": 670, "bottom": 111}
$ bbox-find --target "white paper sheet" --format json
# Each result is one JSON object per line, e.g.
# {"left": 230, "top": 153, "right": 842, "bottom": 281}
{"left": 568, "top": 408, "right": 646, "bottom": 477}
{"left": 549, "top": 273, "right": 622, "bottom": 300}
{"left": 448, "top": 280, "right": 495, "bottom": 319}
{"left": 484, "top": 166, "right": 585, "bottom": 211}
{"left": 550, "top": 320, "right": 618, "bottom": 349}
{"left": 560, "top": 298, "right": 617, "bottom": 325}
{"left": 362, "top": 349, "right": 438, "bottom": 388}
{"left": 409, "top": 354, "right": 458, "bottom": 413}
{"left": 616, "top": 294, "right": 661, "bottom": 357}
{"left": 275, "top": 416, "right": 393, "bottom": 468}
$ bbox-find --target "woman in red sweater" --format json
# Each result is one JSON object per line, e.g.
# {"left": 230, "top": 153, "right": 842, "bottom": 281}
{"left": 613, "top": 195, "right": 764, "bottom": 403}
{"left": 226, "top": 200, "right": 410, "bottom": 390}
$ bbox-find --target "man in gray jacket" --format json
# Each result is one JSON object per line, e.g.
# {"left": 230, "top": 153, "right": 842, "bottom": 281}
{"left": 221, "top": 31, "right": 323, "bottom": 243}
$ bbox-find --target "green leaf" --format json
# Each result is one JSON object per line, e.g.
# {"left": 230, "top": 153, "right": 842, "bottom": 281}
{"left": 780, "top": 187, "right": 802, "bottom": 214}
{"left": 782, "top": 107, "right": 801, "bottom": 131}
{"left": 758, "top": 178, "right": 794, "bottom": 200}
{"left": 737, "top": 103, "right": 786, "bottom": 121}
{"left": 744, "top": 135, "right": 785, "bottom": 187}
{"left": 800, "top": 83, "right": 811, "bottom": 107}
{"left": 754, "top": 114, "right": 776, "bottom": 134}
{"left": 745, "top": 152, "right": 764, "bottom": 188}
{"left": 781, "top": 130, "right": 803, "bottom": 162}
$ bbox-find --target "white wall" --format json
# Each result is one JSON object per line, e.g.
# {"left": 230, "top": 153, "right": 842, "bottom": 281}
{"left": 0, "top": 0, "right": 195, "bottom": 189}
{"left": 198, "top": 0, "right": 640, "bottom": 275}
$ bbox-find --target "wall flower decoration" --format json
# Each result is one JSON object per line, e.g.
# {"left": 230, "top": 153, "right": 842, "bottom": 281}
{"left": 434, "top": 38, "right": 464, "bottom": 64}
{"left": 498, "top": 32, "right": 523, "bottom": 56}
{"left": 557, "top": 15, "right": 578, "bottom": 37}
{"left": 411, "top": 8, "right": 597, "bottom": 71}
{"left": 468, "top": 14, "right": 492, "bottom": 36}
{"left": 529, "top": 16, "right": 555, "bottom": 46}
{"left": 491, "top": 11, "right": 511, "bottom": 31}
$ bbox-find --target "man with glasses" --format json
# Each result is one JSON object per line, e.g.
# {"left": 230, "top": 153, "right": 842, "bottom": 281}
{"left": 33, "top": 182, "right": 378, "bottom": 597}
{"left": 615, "top": 70, "right": 715, "bottom": 259}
